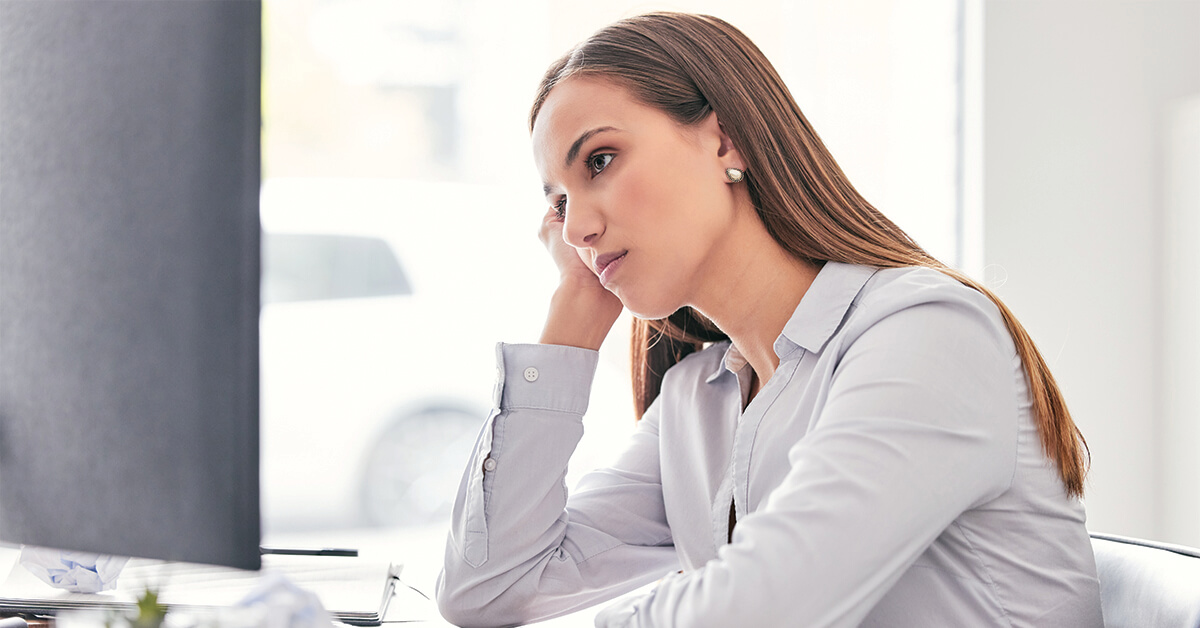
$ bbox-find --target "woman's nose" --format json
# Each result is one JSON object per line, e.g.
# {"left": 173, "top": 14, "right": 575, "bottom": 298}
{"left": 561, "top": 202, "right": 603, "bottom": 248}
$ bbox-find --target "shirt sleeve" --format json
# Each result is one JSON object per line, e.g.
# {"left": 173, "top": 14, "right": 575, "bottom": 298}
{"left": 437, "top": 342, "right": 680, "bottom": 628}
{"left": 595, "top": 297, "right": 1022, "bottom": 627}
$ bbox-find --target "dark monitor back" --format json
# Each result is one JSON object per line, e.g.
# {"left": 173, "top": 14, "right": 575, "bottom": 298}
{"left": 0, "top": 0, "right": 261, "bottom": 569}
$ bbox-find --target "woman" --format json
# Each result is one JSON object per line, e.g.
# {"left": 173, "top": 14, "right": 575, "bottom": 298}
{"left": 438, "top": 12, "right": 1102, "bottom": 627}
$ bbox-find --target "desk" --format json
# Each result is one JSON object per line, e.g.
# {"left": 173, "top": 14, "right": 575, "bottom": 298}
{"left": 0, "top": 524, "right": 625, "bottom": 628}
{"left": 266, "top": 526, "right": 650, "bottom": 627}
{"left": 0, "top": 542, "right": 433, "bottom": 627}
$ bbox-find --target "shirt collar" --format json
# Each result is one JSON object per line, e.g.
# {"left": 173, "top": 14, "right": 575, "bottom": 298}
{"left": 705, "top": 262, "right": 878, "bottom": 383}
{"left": 713, "top": 342, "right": 749, "bottom": 381}
{"left": 781, "top": 261, "right": 878, "bottom": 354}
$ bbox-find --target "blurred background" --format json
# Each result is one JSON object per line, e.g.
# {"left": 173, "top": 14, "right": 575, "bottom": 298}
{"left": 257, "top": 0, "right": 1200, "bottom": 620}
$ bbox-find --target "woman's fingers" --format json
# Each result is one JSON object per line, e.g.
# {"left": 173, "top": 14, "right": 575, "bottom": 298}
{"left": 539, "top": 207, "right": 600, "bottom": 284}
{"left": 536, "top": 206, "right": 562, "bottom": 247}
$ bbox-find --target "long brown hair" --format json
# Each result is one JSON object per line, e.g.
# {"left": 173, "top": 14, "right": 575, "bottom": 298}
{"left": 529, "top": 12, "right": 1088, "bottom": 497}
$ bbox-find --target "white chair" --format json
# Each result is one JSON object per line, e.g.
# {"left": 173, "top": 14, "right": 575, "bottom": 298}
{"left": 1091, "top": 532, "right": 1200, "bottom": 628}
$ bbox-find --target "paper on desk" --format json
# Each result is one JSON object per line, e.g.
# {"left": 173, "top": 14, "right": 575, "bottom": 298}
{"left": 18, "top": 547, "right": 128, "bottom": 593}
{"left": 231, "top": 572, "right": 333, "bottom": 628}
{"left": 54, "top": 574, "right": 335, "bottom": 628}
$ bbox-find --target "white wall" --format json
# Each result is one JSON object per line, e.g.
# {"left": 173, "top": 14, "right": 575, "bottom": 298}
{"left": 1163, "top": 96, "right": 1200, "bottom": 545}
{"left": 980, "top": 0, "right": 1200, "bottom": 543}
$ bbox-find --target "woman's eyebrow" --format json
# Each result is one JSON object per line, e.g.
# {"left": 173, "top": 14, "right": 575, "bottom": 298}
{"left": 543, "top": 126, "right": 626, "bottom": 194}
{"left": 564, "top": 126, "right": 621, "bottom": 167}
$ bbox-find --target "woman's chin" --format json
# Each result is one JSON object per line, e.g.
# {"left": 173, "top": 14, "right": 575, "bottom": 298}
{"left": 616, "top": 293, "right": 681, "bottom": 321}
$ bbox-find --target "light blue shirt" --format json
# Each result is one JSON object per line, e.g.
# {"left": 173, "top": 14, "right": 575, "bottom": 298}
{"left": 437, "top": 262, "right": 1103, "bottom": 627}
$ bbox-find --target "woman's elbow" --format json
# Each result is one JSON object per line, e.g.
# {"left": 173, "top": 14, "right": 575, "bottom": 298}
{"left": 436, "top": 568, "right": 522, "bottom": 628}
{"left": 436, "top": 570, "right": 485, "bottom": 627}
{"left": 436, "top": 598, "right": 488, "bottom": 628}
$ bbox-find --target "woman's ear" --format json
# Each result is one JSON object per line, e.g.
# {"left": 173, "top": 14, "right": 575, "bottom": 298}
{"left": 702, "top": 111, "right": 745, "bottom": 171}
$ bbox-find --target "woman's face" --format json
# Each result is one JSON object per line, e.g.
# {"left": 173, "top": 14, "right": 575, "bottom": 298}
{"left": 532, "top": 76, "right": 744, "bottom": 319}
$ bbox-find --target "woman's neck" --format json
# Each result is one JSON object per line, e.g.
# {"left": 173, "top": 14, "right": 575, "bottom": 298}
{"left": 691, "top": 207, "right": 820, "bottom": 388}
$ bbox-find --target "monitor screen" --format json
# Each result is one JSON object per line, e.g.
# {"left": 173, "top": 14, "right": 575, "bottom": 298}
{"left": 0, "top": 0, "right": 262, "bottom": 570}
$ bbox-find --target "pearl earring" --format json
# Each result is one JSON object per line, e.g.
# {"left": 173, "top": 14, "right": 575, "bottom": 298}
{"left": 725, "top": 168, "right": 745, "bottom": 183}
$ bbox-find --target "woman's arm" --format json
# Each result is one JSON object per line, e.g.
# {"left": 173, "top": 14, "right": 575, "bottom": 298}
{"left": 436, "top": 343, "right": 679, "bottom": 627}
{"left": 437, "top": 209, "right": 677, "bottom": 627}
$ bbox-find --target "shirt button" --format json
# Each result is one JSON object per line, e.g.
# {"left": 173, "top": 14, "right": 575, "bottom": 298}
{"left": 523, "top": 367, "right": 539, "bottom": 382}
{"left": 483, "top": 457, "right": 497, "bottom": 472}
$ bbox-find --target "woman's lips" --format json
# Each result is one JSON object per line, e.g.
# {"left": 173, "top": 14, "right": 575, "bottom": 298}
{"left": 595, "top": 251, "right": 628, "bottom": 286}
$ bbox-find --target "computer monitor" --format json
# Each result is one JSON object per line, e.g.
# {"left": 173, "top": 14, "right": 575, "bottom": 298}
{"left": 0, "top": 1, "right": 262, "bottom": 569}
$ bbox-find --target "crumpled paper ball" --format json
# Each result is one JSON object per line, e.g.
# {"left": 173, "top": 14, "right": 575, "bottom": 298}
{"left": 232, "top": 572, "right": 333, "bottom": 628}
{"left": 19, "top": 547, "right": 130, "bottom": 593}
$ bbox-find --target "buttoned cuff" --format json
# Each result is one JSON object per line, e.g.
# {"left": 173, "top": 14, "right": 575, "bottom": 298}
{"left": 493, "top": 342, "right": 599, "bottom": 415}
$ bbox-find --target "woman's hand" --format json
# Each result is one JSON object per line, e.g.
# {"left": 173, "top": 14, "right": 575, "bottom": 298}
{"left": 537, "top": 208, "right": 624, "bottom": 350}
{"left": 538, "top": 207, "right": 599, "bottom": 284}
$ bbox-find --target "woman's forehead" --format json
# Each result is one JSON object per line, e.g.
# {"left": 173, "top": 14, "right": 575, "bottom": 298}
{"left": 536, "top": 78, "right": 634, "bottom": 136}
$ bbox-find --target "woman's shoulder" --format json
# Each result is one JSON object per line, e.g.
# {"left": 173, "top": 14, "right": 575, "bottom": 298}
{"left": 851, "top": 265, "right": 1000, "bottom": 320}
{"left": 841, "top": 264, "right": 1015, "bottom": 357}
{"left": 859, "top": 265, "right": 985, "bottom": 304}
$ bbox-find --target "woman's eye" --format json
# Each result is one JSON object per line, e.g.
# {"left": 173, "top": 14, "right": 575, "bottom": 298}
{"left": 587, "top": 153, "right": 614, "bottom": 177}
{"left": 553, "top": 197, "right": 567, "bottom": 219}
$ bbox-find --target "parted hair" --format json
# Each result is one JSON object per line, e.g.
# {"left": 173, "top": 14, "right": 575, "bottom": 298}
{"left": 529, "top": 12, "right": 1088, "bottom": 497}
